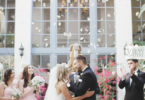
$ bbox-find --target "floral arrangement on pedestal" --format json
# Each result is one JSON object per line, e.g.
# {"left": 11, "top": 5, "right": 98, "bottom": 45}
{"left": 94, "top": 56, "right": 118, "bottom": 100}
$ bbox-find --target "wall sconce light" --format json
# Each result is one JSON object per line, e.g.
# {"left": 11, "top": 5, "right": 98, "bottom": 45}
{"left": 19, "top": 44, "right": 24, "bottom": 57}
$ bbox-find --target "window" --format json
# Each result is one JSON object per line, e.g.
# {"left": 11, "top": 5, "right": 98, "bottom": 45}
{"left": 97, "top": 0, "right": 115, "bottom": 47}
{"left": 32, "top": 55, "right": 50, "bottom": 68}
{"left": 132, "top": 0, "right": 145, "bottom": 41}
{"left": 0, "top": 0, "right": 15, "bottom": 48}
{"left": 57, "top": 0, "right": 90, "bottom": 47}
{"left": 32, "top": 0, "right": 50, "bottom": 48}
{"left": 0, "top": 55, "right": 14, "bottom": 68}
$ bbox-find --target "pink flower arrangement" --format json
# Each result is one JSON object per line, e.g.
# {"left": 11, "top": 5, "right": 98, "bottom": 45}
{"left": 94, "top": 57, "right": 117, "bottom": 100}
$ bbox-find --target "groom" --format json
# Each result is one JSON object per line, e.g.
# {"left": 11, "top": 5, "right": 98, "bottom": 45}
{"left": 68, "top": 55, "right": 100, "bottom": 100}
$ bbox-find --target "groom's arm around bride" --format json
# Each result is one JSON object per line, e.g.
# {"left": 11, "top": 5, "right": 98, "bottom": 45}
{"left": 68, "top": 55, "right": 100, "bottom": 100}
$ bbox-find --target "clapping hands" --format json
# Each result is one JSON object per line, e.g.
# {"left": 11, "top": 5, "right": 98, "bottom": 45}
{"left": 120, "top": 67, "right": 127, "bottom": 80}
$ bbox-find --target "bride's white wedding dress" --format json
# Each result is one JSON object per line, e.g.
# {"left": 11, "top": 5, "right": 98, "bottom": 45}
{"left": 44, "top": 67, "right": 66, "bottom": 100}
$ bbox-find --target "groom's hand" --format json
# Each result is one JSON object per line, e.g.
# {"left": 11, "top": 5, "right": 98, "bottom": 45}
{"left": 84, "top": 90, "right": 95, "bottom": 98}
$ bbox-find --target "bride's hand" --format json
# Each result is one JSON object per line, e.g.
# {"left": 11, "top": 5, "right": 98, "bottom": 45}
{"left": 84, "top": 90, "right": 95, "bottom": 97}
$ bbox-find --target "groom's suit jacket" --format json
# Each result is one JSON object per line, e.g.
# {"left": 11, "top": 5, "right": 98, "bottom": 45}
{"left": 69, "top": 67, "right": 100, "bottom": 100}
{"left": 119, "top": 70, "right": 145, "bottom": 100}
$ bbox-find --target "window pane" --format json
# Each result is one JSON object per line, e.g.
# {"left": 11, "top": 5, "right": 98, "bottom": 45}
{"left": 33, "top": 8, "right": 41, "bottom": 21}
{"left": 132, "top": 21, "right": 141, "bottom": 34}
{"left": 68, "top": 22, "right": 78, "bottom": 33}
{"left": 84, "top": 55, "right": 90, "bottom": 64}
{"left": 42, "top": 55, "right": 50, "bottom": 68}
{"left": 142, "top": 0, "right": 145, "bottom": 6}
{"left": 41, "top": 35, "right": 50, "bottom": 48}
{"left": 97, "top": 22, "right": 105, "bottom": 34}
{"left": 69, "top": 0, "right": 78, "bottom": 7}
{"left": 32, "top": 22, "right": 42, "bottom": 34}
{"left": 32, "top": 35, "right": 41, "bottom": 47}
{"left": 33, "top": 0, "right": 41, "bottom": 7}
{"left": 132, "top": 8, "right": 140, "bottom": 21}
{"left": 6, "top": 35, "right": 14, "bottom": 47}
{"left": 57, "top": 55, "right": 68, "bottom": 64}
{"left": 97, "top": 0, "right": 105, "bottom": 7}
{"left": 0, "top": 55, "right": 14, "bottom": 68}
{"left": 106, "top": 0, "right": 114, "bottom": 7}
{"left": 57, "top": 8, "right": 67, "bottom": 20}
{"left": 0, "top": 35, "right": 4, "bottom": 47}
{"left": 58, "top": 0, "right": 67, "bottom": 7}
{"left": 107, "top": 21, "right": 114, "bottom": 33}
{"left": 42, "top": 0, "right": 50, "bottom": 7}
{"left": 97, "top": 8, "right": 105, "bottom": 21}
{"left": 57, "top": 21, "right": 66, "bottom": 34}
{"left": 42, "top": 22, "right": 50, "bottom": 34}
{"left": 57, "top": 35, "right": 67, "bottom": 47}
{"left": 106, "top": 8, "right": 114, "bottom": 20}
{"left": 7, "top": 22, "right": 15, "bottom": 34}
{"left": 80, "top": 8, "right": 89, "bottom": 20}
{"left": 0, "top": 0, "right": 5, "bottom": 7}
{"left": 132, "top": 0, "right": 140, "bottom": 7}
{"left": 7, "top": 9, "right": 15, "bottom": 21}
{"left": 68, "top": 9, "right": 78, "bottom": 20}
{"left": 97, "top": 35, "right": 105, "bottom": 47}
{"left": 42, "top": 8, "right": 50, "bottom": 20}
{"left": 107, "top": 34, "right": 115, "bottom": 47}
{"left": 68, "top": 35, "right": 79, "bottom": 46}
{"left": 80, "top": 35, "right": 90, "bottom": 47}
{"left": 80, "top": 22, "right": 89, "bottom": 34}
{"left": 32, "top": 55, "right": 40, "bottom": 67}
{"left": 7, "top": 0, "right": 15, "bottom": 7}
{"left": 0, "top": 22, "right": 5, "bottom": 34}
{"left": 79, "top": 0, "right": 89, "bottom": 7}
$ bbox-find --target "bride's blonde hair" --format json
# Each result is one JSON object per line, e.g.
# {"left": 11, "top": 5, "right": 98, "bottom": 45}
{"left": 56, "top": 63, "right": 70, "bottom": 94}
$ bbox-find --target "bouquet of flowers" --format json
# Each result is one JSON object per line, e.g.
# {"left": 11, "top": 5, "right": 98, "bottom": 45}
{"left": 30, "top": 76, "right": 45, "bottom": 87}
{"left": 11, "top": 88, "right": 22, "bottom": 99}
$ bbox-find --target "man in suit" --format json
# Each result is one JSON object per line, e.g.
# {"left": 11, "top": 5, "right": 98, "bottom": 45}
{"left": 68, "top": 55, "right": 100, "bottom": 100}
{"left": 119, "top": 59, "right": 145, "bottom": 100}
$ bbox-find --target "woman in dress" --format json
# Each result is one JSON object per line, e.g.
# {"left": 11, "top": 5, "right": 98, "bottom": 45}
{"left": 0, "top": 68, "right": 18, "bottom": 100}
{"left": 19, "top": 65, "right": 38, "bottom": 100}
{"left": 44, "top": 64, "right": 94, "bottom": 100}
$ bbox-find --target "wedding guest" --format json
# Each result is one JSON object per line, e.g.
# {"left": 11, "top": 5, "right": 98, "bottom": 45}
{"left": 19, "top": 66, "right": 38, "bottom": 100}
{"left": 0, "top": 68, "right": 18, "bottom": 100}
{"left": 119, "top": 59, "right": 145, "bottom": 100}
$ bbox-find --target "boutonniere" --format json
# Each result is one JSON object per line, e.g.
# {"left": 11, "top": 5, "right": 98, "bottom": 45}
{"left": 134, "top": 71, "right": 138, "bottom": 76}
{"left": 80, "top": 73, "right": 83, "bottom": 76}
{"left": 78, "top": 79, "right": 83, "bottom": 83}
{"left": 74, "top": 74, "right": 83, "bottom": 83}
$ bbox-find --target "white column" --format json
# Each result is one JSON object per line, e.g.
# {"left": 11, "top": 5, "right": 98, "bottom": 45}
{"left": 50, "top": 0, "right": 57, "bottom": 68}
{"left": 115, "top": 0, "right": 133, "bottom": 100}
{"left": 89, "top": 0, "right": 97, "bottom": 68}
{"left": 14, "top": 0, "right": 32, "bottom": 74}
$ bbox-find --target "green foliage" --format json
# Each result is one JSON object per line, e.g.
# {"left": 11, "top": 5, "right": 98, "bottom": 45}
{"left": 133, "top": 40, "right": 145, "bottom": 46}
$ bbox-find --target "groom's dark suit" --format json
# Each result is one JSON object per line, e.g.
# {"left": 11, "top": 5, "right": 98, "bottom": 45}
{"left": 119, "top": 70, "right": 145, "bottom": 100}
{"left": 69, "top": 67, "right": 100, "bottom": 100}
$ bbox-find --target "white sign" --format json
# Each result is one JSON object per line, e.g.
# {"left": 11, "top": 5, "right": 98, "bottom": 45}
{"left": 124, "top": 46, "right": 145, "bottom": 59}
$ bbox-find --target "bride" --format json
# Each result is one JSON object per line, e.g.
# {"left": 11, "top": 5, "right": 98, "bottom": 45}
{"left": 44, "top": 64, "right": 94, "bottom": 100}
